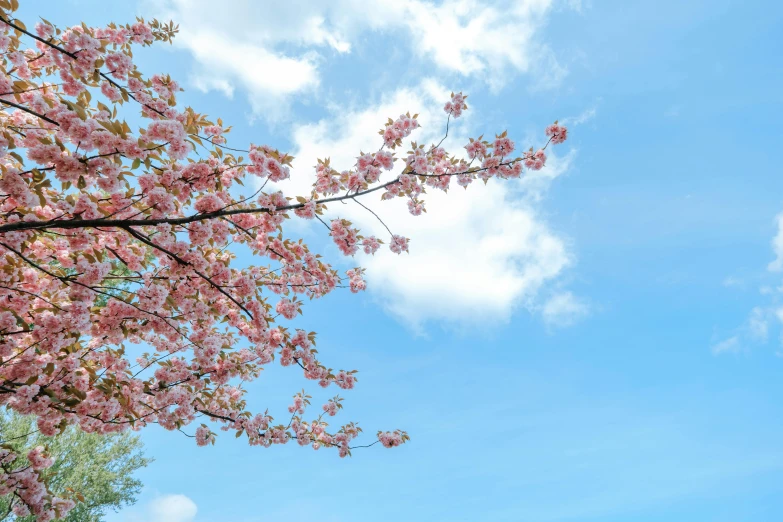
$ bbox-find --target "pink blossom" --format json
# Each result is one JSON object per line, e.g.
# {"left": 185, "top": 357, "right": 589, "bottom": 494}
{"left": 493, "top": 136, "right": 515, "bottom": 157}
{"left": 276, "top": 298, "right": 298, "bottom": 320}
{"left": 346, "top": 268, "right": 366, "bottom": 293}
{"left": 322, "top": 397, "right": 341, "bottom": 416}
{"left": 195, "top": 426, "right": 215, "bottom": 446}
{"left": 35, "top": 23, "right": 54, "bottom": 40}
{"left": 100, "top": 81, "right": 122, "bottom": 102}
{"left": 194, "top": 194, "right": 224, "bottom": 213}
{"left": 465, "top": 139, "right": 488, "bottom": 159}
{"left": 389, "top": 235, "right": 409, "bottom": 254}
{"left": 524, "top": 149, "right": 547, "bottom": 170}
{"left": 545, "top": 123, "right": 568, "bottom": 144}
{"left": 444, "top": 91, "right": 467, "bottom": 118}
{"left": 27, "top": 446, "right": 53, "bottom": 470}
{"left": 331, "top": 219, "right": 360, "bottom": 256}
{"left": 362, "top": 236, "right": 381, "bottom": 255}
{"left": 104, "top": 52, "right": 133, "bottom": 79}
{"left": 294, "top": 200, "right": 317, "bottom": 219}
{"left": 407, "top": 199, "right": 424, "bottom": 216}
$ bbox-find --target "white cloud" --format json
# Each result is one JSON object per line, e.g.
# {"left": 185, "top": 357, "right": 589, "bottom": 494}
{"left": 148, "top": 494, "right": 198, "bottom": 522}
{"left": 184, "top": 30, "right": 320, "bottom": 117}
{"left": 277, "top": 79, "right": 576, "bottom": 328}
{"left": 712, "top": 210, "right": 783, "bottom": 354}
{"left": 721, "top": 276, "right": 743, "bottom": 288}
{"left": 563, "top": 0, "right": 588, "bottom": 12}
{"left": 711, "top": 336, "right": 740, "bottom": 355}
{"left": 542, "top": 291, "right": 588, "bottom": 327}
{"left": 749, "top": 306, "right": 769, "bottom": 342}
{"left": 527, "top": 46, "right": 569, "bottom": 91}
{"left": 561, "top": 104, "right": 598, "bottom": 127}
{"left": 146, "top": 0, "right": 322, "bottom": 118}
{"left": 769, "top": 212, "right": 783, "bottom": 272}
{"left": 146, "top": 0, "right": 572, "bottom": 117}
{"left": 396, "top": 0, "right": 563, "bottom": 91}
{"left": 712, "top": 305, "right": 771, "bottom": 356}
{"left": 190, "top": 75, "right": 234, "bottom": 99}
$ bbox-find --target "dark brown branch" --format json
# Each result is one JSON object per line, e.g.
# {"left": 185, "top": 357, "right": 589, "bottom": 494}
{"left": 0, "top": 98, "right": 58, "bottom": 125}
{"left": 122, "top": 226, "right": 254, "bottom": 320}
{"left": 0, "top": 16, "right": 78, "bottom": 59}
{"left": 0, "top": 160, "right": 521, "bottom": 234}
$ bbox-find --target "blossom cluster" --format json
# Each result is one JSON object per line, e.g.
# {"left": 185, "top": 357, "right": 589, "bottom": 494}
{"left": 443, "top": 91, "right": 467, "bottom": 118}
{"left": 382, "top": 113, "right": 420, "bottom": 148}
{"left": 0, "top": 446, "right": 75, "bottom": 521}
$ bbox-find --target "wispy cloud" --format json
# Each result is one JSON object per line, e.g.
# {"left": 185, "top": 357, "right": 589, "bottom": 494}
{"left": 711, "top": 335, "right": 741, "bottom": 355}
{"left": 768, "top": 212, "right": 783, "bottom": 272}
{"left": 561, "top": 104, "right": 598, "bottom": 127}
{"left": 542, "top": 291, "right": 589, "bottom": 327}
{"left": 715, "top": 212, "right": 783, "bottom": 354}
{"left": 721, "top": 276, "right": 744, "bottom": 288}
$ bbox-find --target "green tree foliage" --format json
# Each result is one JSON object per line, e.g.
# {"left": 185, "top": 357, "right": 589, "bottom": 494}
{"left": 0, "top": 411, "right": 151, "bottom": 521}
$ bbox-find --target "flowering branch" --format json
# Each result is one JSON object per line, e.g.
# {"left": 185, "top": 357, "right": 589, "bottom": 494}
{"left": 0, "top": 2, "right": 568, "bottom": 518}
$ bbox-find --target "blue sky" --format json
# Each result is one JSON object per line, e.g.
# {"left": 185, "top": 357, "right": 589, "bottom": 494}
{"left": 18, "top": 0, "right": 783, "bottom": 520}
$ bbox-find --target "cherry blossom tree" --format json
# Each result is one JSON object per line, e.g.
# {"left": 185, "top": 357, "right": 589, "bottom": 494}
{"left": 0, "top": 0, "right": 567, "bottom": 518}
